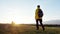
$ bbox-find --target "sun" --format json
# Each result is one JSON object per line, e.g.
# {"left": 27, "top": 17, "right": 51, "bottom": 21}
{"left": 11, "top": 21, "right": 22, "bottom": 24}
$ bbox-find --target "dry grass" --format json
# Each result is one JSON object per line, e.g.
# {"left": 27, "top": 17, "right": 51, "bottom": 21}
{"left": 0, "top": 24, "right": 60, "bottom": 34}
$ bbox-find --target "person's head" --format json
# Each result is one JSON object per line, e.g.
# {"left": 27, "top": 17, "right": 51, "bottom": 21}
{"left": 37, "top": 5, "right": 40, "bottom": 9}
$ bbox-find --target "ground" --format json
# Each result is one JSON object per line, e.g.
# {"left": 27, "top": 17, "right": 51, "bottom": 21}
{"left": 0, "top": 24, "right": 60, "bottom": 34}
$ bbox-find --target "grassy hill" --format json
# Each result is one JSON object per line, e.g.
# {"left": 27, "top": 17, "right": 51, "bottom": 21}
{"left": 0, "top": 24, "right": 60, "bottom": 34}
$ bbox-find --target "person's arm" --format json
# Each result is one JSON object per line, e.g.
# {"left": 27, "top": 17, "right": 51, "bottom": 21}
{"left": 35, "top": 9, "right": 37, "bottom": 15}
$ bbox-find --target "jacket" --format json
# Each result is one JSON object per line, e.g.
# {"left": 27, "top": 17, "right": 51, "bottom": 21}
{"left": 35, "top": 8, "right": 43, "bottom": 19}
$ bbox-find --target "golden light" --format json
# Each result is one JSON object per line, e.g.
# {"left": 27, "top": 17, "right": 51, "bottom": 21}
{"left": 11, "top": 21, "right": 20, "bottom": 26}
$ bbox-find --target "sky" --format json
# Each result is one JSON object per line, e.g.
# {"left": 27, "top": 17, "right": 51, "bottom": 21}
{"left": 0, "top": 0, "right": 60, "bottom": 24}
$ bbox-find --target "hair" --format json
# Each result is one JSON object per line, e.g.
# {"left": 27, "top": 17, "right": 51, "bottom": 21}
{"left": 37, "top": 5, "right": 40, "bottom": 7}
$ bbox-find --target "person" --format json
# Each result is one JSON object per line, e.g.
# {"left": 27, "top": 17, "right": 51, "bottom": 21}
{"left": 35, "top": 5, "right": 45, "bottom": 31}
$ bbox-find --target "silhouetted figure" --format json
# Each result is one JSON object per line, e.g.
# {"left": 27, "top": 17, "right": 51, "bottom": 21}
{"left": 35, "top": 5, "right": 45, "bottom": 31}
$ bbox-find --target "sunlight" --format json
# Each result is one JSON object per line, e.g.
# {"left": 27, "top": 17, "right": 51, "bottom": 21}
{"left": 11, "top": 14, "right": 33, "bottom": 24}
{"left": 11, "top": 21, "right": 20, "bottom": 26}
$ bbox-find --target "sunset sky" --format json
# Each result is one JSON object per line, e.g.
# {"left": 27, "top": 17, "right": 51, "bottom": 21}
{"left": 0, "top": 0, "right": 60, "bottom": 24}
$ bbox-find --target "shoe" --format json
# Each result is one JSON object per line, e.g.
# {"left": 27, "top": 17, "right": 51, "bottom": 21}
{"left": 36, "top": 28, "right": 39, "bottom": 30}
{"left": 43, "top": 28, "right": 45, "bottom": 31}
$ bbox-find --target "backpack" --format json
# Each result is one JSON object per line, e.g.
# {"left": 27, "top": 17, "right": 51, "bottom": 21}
{"left": 38, "top": 9, "right": 43, "bottom": 17}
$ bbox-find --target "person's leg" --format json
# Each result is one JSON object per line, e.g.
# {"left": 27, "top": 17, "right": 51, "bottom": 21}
{"left": 36, "top": 19, "right": 39, "bottom": 30}
{"left": 39, "top": 19, "right": 45, "bottom": 31}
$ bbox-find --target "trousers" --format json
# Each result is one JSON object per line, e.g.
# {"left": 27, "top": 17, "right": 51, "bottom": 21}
{"left": 36, "top": 19, "right": 45, "bottom": 30}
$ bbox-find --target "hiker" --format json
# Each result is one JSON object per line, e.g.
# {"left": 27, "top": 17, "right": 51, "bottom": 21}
{"left": 35, "top": 5, "right": 45, "bottom": 31}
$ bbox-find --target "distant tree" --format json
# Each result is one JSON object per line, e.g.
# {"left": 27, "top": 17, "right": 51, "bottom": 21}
{"left": 11, "top": 21, "right": 15, "bottom": 25}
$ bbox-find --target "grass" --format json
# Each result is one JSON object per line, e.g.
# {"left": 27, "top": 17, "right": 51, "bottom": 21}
{"left": 0, "top": 24, "right": 60, "bottom": 34}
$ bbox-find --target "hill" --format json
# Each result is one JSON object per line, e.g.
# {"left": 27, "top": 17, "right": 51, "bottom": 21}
{"left": 44, "top": 20, "right": 60, "bottom": 25}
